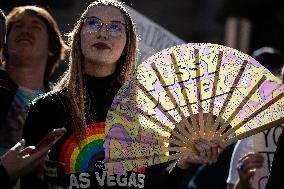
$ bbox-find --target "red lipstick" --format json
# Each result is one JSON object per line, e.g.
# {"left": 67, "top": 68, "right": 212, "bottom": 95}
{"left": 93, "top": 42, "right": 110, "bottom": 50}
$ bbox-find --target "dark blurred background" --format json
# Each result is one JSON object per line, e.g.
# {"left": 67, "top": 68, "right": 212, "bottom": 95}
{"left": 1, "top": 0, "right": 284, "bottom": 81}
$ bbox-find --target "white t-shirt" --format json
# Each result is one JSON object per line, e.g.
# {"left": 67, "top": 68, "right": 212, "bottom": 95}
{"left": 227, "top": 137, "right": 254, "bottom": 184}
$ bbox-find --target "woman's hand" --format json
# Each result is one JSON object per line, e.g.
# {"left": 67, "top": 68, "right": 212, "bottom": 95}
{"left": 177, "top": 138, "right": 225, "bottom": 169}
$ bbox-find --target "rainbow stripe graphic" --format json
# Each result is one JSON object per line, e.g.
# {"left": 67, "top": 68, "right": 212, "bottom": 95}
{"left": 59, "top": 122, "right": 105, "bottom": 174}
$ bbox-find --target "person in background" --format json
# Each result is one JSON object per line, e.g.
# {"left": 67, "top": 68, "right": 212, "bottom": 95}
{"left": 0, "top": 6, "right": 67, "bottom": 155}
{"left": 265, "top": 64, "right": 284, "bottom": 189}
{"left": 265, "top": 130, "right": 284, "bottom": 189}
{"left": 23, "top": 1, "right": 224, "bottom": 188}
{"left": 227, "top": 47, "right": 284, "bottom": 189}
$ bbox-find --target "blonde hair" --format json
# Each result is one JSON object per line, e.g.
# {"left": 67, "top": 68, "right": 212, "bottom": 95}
{"left": 55, "top": 0, "right": 137, "bottom": 142}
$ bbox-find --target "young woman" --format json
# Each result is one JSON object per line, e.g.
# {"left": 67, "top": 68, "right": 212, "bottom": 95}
{"left": 23, "top": 1, "right": 223, "bottom": 188}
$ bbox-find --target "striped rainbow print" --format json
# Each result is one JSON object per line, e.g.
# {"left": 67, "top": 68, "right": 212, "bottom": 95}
{"left": 59, "top": 122, "right": 105, "bottom": 174}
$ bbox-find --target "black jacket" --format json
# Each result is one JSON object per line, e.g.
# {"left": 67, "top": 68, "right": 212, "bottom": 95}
{"left": 0, "top": 69, "right": 18, "bottom": 127}
{"left": 22, "top": 74, "right": 193, "bottom": 189}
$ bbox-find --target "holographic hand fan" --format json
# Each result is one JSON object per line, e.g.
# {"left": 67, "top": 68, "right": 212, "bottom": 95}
{"left": 104, "top": 43, "right": 284, "bottom": 174}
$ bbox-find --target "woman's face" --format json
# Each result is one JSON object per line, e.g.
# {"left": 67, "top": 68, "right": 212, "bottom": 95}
{"left": 80, "top": 5, "right": 127, "bottom": 69}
